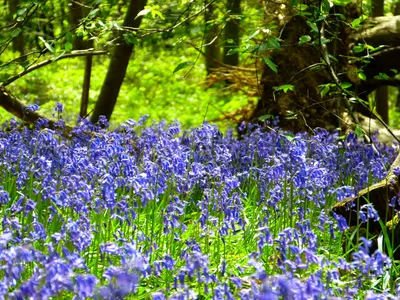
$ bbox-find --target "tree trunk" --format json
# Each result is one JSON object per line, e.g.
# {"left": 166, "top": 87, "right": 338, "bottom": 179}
{"left": 375, "top": 87, "right": 389, "bottom": 123}
{"left": 393, "top": 2, "right": 400, "bottom": 112}
{"left": 223, "top": 0, "right": 240, "bottom": 66}
{"left": 372, "top": 0, "right": 388, "bottom": 124}
{"left": 8, "top": 0, "right": 25, "bottom": 56}
{"left": 204, "top": 2, "right": 221, "bottom": 75}
{"left": 250, "top": 4, "right": 400, "bottom": 132}
{"left": 68, "top": 0, "right": 84, "bottom": 50}
{"left": 79, "top": 4, "right": 93, "bottom": 118}
{"left": 80, "top": 45, "right": 93, "bottom": 118}
{"left": 90, "top": 0, "right": 147, "bottom": 123}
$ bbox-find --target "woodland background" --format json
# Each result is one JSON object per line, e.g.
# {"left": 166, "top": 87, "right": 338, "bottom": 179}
{"left": 0, "top": 0, "right": 399, "bottom": 135}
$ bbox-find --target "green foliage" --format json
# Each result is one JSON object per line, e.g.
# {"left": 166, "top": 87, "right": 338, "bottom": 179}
{"left": 273, "top": 84, "right": 295, "bottom": 93}
{"left": 7, "top": 46, "right": 253, "bottom": 130}
{"left": 172, "top": 61, "right": 194, "bottom": 73}
{"left": 262, "top": 57, "right": 278, "bottom": 73}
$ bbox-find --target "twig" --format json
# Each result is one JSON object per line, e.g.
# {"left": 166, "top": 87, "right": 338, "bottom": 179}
{"left": 186, "top": 41, "right": 257, "bottom": 72}
{"left": 1, "top": 50, "right": 108, "bottom": 87}
{"left": 122, "top": 0, "right": 219, "bottom": 38}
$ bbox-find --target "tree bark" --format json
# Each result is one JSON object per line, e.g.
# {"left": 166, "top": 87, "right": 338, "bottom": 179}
{"left": 0, "top": 86, "right": 72, "bottom": 133}
{"left": 250, "top": 9, "right": 400, "bottom": 132}
{"left": 371, "top": 0, "right": 388, "bottom": 124}
{"left": 204, "top": 2, "right": 221, "bottom": 75}
{"left": 80, "top": 50, "right": 93, "bottom": 118}
{"left": 8, "top": 0, "right": 25, "bottom": 56}
{"left": 79, "top": 4, "right": 94, "bottom": 118}
{"left": 332, "top": 152, "right": 400, "bottom": 259}
{"left": 68, "top": 0, "right": 84, "bottom": 50}
{"left": 90, "top": 0, "right": 147, "bottom": 123}
{"left": 223, "top": 0, "right": 240, "bottom": 66}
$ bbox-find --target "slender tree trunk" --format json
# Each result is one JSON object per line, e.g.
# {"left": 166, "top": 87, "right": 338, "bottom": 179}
{"left": 79, "top": 4, "right": 93, "bottom": 118}
{"left": 223, "top": 0, "right": 240, "bottom": 66}
{"left": 204, "top": 2, "right": 221, "bottom": 75}
{"left": 394, "top": 2, "right": 400, "bottom": 111}
{"left": 68, "top": 0, "right": 84, "bottom": 50}
{"left": 9, "top": 0, "right": 25, "bottom": 56}
{"left": 80, "top": 40, "right": 93, "bottom": 118}
{"left": 372, "top": 0, "right": 388, "bottom": 123}
{"left": 90, "top": 0, "right": 147, "bottom": 123}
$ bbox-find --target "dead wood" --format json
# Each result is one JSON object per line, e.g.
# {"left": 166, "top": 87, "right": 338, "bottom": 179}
{"left": 332, "top": 153, "right": 400, "bottom": 257}
{"left": 0, "top": 86, "right": 73, "bottom": 133}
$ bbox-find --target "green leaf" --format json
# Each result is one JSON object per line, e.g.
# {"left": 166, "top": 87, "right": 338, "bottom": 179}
{"left": 285, "top": 112, "right": 298, "bottom": 120}
{"left": 351, "top": 15, "right": 366, "bottom": 28}
{"left": 332, "top": 0, "right": 352, "bottom": 6}
{"left": 341, "top": 82, "right": 352, "bottom": 89}
{"left": 374, "top": 73, "right": 390, "bottom": 80}
{"left": 290, "top": 0, "right": 299, "bottom": 6}
{"left": 64, "top": 42, "right": 73, "bottom": 52}
{"left": 65, "top": 32, "right": 73, "bottom": 42}
{"left": 321, "top": 0, "right": 331, "bottom": 14}
{"left": 267, "top": 37, "right": 280, "bottom": 50}
{"left": 299, "top": 35, "right": 311, "bottom": 45}
{"left": 0, "top": 73, "right": 10, "bottom": 82}
{"left": 173, "top": 61, "right": 195, "bottom": 74}
{"left": 320, "top": 37, "right": 330, "bottom": 44}
{"left": 226, "top": 48, "right": 239, "bottom": 55}
{"left": 258, "top": 114, "right": 273, "bottom": 121}
{"left": 354, "top": 124, "right": 364, "bottom": 137}
{"left": 353, "top": 45, "right": 364, "bottom": 53}
{"left": 273, "top": 84, "right": 294, "bottom": 93}
{"left": 21, "top": 60, "right": 30, "bottom": 70}
{"left": 124, "top": 33, "right": 138, "bottom": 46}
{"left": 358, "top": 71, "right": 367, "bottom": 81}
{"left": 17, "top": 7, "right": 27, "bottom": 16}
{"left": 297, "top": 4, "right": 309, "bottom": 10}
{"left": 262, "top": 57, "right": 278, "bottom": 73}
{"left": 246, "top": 30, "right": 260, "bottom": 41}
{"left": 10, "top": 28, "right": 21, "bottom": 38}
{"left": 351, "top": 18, "right": 361, "bottom": 28}
{"left": 320, "top": 85, "right": 330, "bottom": 97}
{"left": 87, "top": 8, "right": 100, "bottom": 20}
{"left": 39, "top": 37, "right": 54, "bottom": 53}
{"left": 284, "top": 133, "right": 295, "bottom": 142}
{"left": 136, "top": 9, "right": 151, "bottom": 19}
{"left": 53, "top": 51, "right": 66, "bottom": 62}
{"left": 307, "top": 21, "right": 318, "bottom": 33}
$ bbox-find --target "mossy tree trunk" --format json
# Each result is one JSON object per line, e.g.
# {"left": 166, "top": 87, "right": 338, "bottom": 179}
{"left": 223, "top": 0, "right": 240, "bottom": 67}
{"left": 204, "top": 2, "right": 221, "bottom": 75}
{"left": 250, "top": 4, "right": 400, "bottom": 132}
{"left": 8, "top": 0, "right": 25, "bottom": 56}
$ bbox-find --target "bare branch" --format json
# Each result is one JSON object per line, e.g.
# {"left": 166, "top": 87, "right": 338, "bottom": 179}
{"left": 122, "top": 0, "right": 219, "bottom": 38}
{"left": 1, "top": 50, "right": 108, "bottom": 87}
{"left": 185, "top": 41, "right": 257, "bottom": 72}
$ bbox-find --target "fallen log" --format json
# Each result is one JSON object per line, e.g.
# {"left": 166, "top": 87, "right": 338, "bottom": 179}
{"left": 0, "top": 86, "right": 72, "bottom": 133}
{"left": 332, "top": 152, "right": 400, "bottom": 257}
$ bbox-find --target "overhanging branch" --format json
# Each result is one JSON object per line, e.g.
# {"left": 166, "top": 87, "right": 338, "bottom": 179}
{"left": 0, "top": 50, "right": 108, "bottom": 87}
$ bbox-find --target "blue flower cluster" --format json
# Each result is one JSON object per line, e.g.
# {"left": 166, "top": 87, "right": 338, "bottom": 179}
{"left": 0, "top": 114, "right": 397, "bottom": 299}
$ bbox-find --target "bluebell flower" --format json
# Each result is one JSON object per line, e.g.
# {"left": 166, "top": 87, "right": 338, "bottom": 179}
{"left": 332, "top": 212, "right": 349, "bottom": 231}
{"left": 75, "top": 274, "right": 98, "bottom": 298}
{"left": 55, "top": 102, "right": 64, "bottom": 113}
{"left": 25, "top": 104, "right": 39, "bottom": 112}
